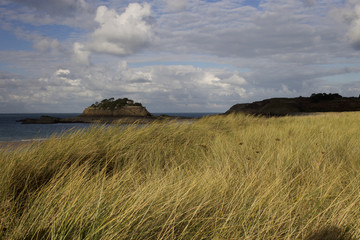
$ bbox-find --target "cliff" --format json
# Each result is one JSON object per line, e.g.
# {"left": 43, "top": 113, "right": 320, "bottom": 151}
{"left": 80, "top": 105, "right": 152, "bottom": 117}
{"left": 77, "top": 98, "right": 153, "bottom": 122}
{"left": 226, "top": 94, "right": 360, "bottom": 116}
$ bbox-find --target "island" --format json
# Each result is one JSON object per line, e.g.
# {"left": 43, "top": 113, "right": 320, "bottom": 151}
{"left": 225, "top": 93, "right": 360, "bottom": 116}
{"left": 18, "top": 98, "right": 186, "bottom": 124}
{"left": 73, "top": 98, "right": 154, "bottom": 123}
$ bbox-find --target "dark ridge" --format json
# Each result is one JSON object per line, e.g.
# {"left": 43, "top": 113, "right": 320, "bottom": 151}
{"left": 225, "top": 93, "right": 360, "bottom": 116}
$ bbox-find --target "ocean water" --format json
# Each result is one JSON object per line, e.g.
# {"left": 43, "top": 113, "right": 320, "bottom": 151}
{"left": 0, "top": 113, "right": 219, "bottom": 142}
{"left": 0, "top": 114, "right": 90, "bottom": 142}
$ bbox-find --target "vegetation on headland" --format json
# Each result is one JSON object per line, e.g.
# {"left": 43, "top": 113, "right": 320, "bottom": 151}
{"left": 1, "top": 112, "right": 360, "bottom": 239}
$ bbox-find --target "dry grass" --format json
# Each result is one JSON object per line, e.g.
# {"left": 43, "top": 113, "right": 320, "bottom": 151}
{"left": 0, "top": 112, "right": 360, "bottom": 239}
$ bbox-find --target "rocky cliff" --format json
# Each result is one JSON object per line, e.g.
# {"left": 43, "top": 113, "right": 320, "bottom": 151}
{"left": 226, "top": 94, "right": 360, "bottom": 116}
{"left": 80, "top": 105, "right": 152, "bottom": 117}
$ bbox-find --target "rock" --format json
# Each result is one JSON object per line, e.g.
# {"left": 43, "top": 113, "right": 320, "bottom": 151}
{"left": 18, "top": 116, "right": 61, "bottom": 124}
{"left": 80, "top": 105, "right": 152, "bottom": 117}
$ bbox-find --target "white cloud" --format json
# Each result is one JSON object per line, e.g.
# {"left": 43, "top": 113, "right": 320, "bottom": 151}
{"left": 330, "top": 1, "right": 360, "bottom": 50}
{"left": 109, "top": 64, "right": 250, "bottom": 111}
{"left": 86, "top": 3, "right": 153, "bottom": 56}
{"left": 223, "top": 72, "right": 247, "bottom": 86}
{"left": 73, "top": 42, "right": 90, "bottom": 65}
{"left": 55, "top": 69, "right": 71, "bottom": 79}
{"left": 347, "top": 4, "right": 360, "bottom": 49}
{"left": 0, "top": 62, "right": 250, "bottom": 112}
{"left": 55, "top": 68, "right": 70, "bottom": 75}
{"left": 52, "top": 69, "right": 82, "bottom": 86}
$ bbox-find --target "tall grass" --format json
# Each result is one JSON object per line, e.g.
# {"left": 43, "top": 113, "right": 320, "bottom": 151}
{"left": 1, "top": 112, "right": 360, "bottom": 239}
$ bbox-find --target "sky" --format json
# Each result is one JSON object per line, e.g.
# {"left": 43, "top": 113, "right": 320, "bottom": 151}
{"left": 1, "top": 0, "right": 360, "bottom": 113}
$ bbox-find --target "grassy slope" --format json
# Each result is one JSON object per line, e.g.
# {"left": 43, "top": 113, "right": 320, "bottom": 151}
{"left": 0, "top": 113, "right": 360, "bottom": 239}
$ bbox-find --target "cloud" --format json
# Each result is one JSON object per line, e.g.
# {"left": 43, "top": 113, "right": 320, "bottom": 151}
{"left": 153, "top": 0, "right": 326, "bottom": 59}
{"left": 86, "top": 3, "right": 153, "bottom": 57}
{"left": 1, "top": 0, "right": 95, "bottom": 29}
{"left": 0, "top": 72, "right": 21, "bottom": 88}
{"left": 2, "top": 1, "right": 360, "bottom": 113}
{"left": 33, "top": 38, "right": 60, "bottom": 52}
{"left": 163, "top": 0, "right": 188, "bottom": 11}
{"left": 3, "top": 24, "right": 62, "bottom": 52}
{"left": 53, "top": 69, "right": 81, "bottom": 86}
{"left": 55, "top": 68, "right": 71, "bottom": 77}
{"left": 0, "top": 61, "right": 251, "bottom": 112}
{"left": 223, "top": 72, "right": 247, "bottom": 86}
{"left": 0, "top": 67, "right": 96, "bottom": 112}
{"left": 1, "top": 52, "right": 360, "bottom": 113}
{"left": 303, "top": 0, "right": 317, "bottom": 8}
{"left": 0, "top": 71, "right": 43, "bottom": 112}
{"left": 73, "top": 42, "right": 91, "bottom": 65}
{"left": 109, "top": 64, "right": 249, "bottom": 111}
{"left": 10, "top": 0, "right": 88, "bottom": 17}
{"left": 347, "top": 5, "right": 360, "bottom": 50}
{"left": 331, "top": 1, "right": 360, "bottom": 50}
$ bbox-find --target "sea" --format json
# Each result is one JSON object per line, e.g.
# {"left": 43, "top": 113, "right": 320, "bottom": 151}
{"left": 0, "top": 113, "right": 219, "bottom": 142}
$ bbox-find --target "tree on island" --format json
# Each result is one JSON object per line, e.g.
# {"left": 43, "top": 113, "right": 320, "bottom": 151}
{"left": 90, "top": 98, "right": 142, "bottom": 110}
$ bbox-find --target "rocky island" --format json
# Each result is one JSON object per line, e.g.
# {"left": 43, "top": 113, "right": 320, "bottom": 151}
{"left": 18, "top": 98, "right": 157, "bottom": 124}
{"left": 73, "top": 98, "right": 155, "bottom": 123}
{"left": 18, "top": 97, "right": 195, "bottom": 124}
{"left": 225, "top": 93, "right": 360, "bottom": 116}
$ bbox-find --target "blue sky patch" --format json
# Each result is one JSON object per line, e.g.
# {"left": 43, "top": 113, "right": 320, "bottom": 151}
{"left": 0, "top": 28, "right": 33, "bottom": 51}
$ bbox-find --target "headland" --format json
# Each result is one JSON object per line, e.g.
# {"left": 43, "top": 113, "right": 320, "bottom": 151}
{"left": 225, "top": 93, "right": 360, "bottom": 116}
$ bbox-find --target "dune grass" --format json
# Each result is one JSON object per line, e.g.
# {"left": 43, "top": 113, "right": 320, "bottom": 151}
{"left": 1, "top": 112, "right": 360, "bottom": 239}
